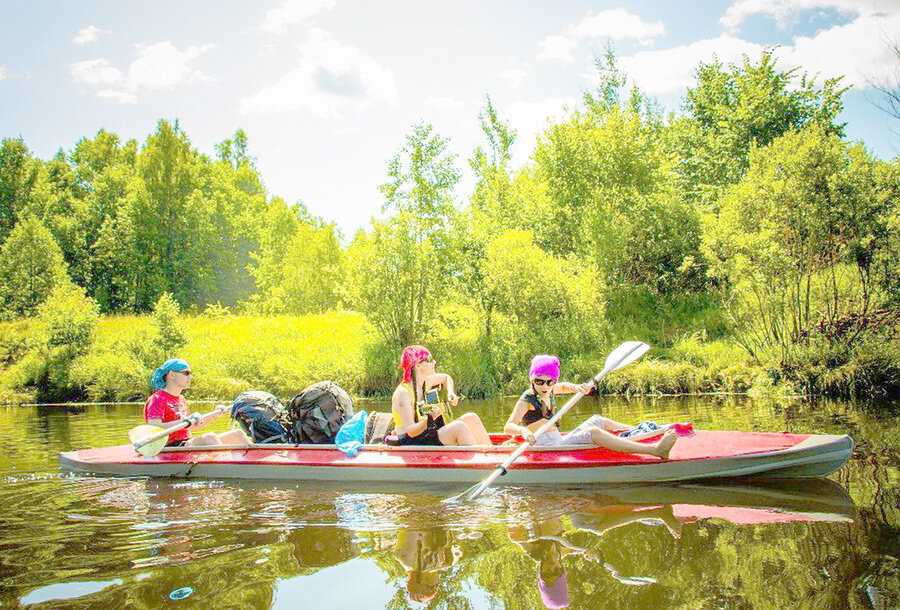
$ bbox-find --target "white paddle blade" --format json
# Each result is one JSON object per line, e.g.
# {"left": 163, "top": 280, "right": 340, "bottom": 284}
{"left": 128, "top": 424, "right": 162, "bottom": 445}
{"left": 602, "top": 341, "right": 650, "bottom": 375}
{"left": 135, "top": 435, "right": 169, "bottom": 457}
{"left": 128, "top": 424, "right": 169, "bottom": 457}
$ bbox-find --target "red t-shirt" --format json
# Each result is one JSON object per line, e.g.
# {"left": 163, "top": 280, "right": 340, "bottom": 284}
{"left": 144, "top": 390, "right": 190, "bottom": 443}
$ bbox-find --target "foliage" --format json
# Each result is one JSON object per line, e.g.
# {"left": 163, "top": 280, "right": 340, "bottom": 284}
{"left": 344, "top": 122, "right": 461, "bottom": 346}
{"left": 703, "top": 127, "right": 897, "bottom": 366}
{"left": 0, "top": 215, "right": 71, "bottom": 319}
{"left": 149, "top": 292, "right": 186, "bottom": 362}
{"left": 10, "top": 283, "right": 102, "bottom": 400}
{"left": 35, "top": 283, "right": 100, "bottom": 354}
{"left": 532, "top": 102, "right": 702, "bottom": 294}
{"left": 246, "top": 220, "right": 344, "bottom": 315}
{"left": 677, "top": 49, "right": 847, "bottom": 204}
{"left": 343, "top": 213, "right": 435, "bottom": 345}
{"left": 1, "top": 47, "right": 898, "bottom": 399}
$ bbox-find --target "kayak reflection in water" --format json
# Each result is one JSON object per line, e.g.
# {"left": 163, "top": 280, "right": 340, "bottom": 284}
{"left": 392, "top": 526, "right": 462, "bottom": 603}
{"left": 505, "top": 354, "right": 677, "bottom": 457}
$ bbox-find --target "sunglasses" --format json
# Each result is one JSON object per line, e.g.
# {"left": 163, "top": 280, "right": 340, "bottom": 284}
{"left": 533, "top": 378, "right": 555, "bottom": 387}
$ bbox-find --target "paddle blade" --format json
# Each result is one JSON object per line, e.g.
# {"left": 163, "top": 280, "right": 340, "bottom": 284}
{"left": 444, "top": 479, "right": 489, "bottom": 504}
{"left": 602, "top": 341, "right": 650, "bottom": 375}
{"left": 128, "top": 424, "right": 169, "bottom": 457}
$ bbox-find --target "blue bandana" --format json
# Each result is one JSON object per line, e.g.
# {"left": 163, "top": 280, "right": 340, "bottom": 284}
{"left": 150, "top": 358, "right": 190, "bottom": 390}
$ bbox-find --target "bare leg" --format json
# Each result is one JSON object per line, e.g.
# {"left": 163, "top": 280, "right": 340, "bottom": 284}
{"left": 598, "top": 416, "right": 634, "bottom": 432}
{"left": 185, "top": 432, "right": 222, "bottom": 447}
{"left": 217, "top": 429, "right": 252, "bottom": 445}
{"left": 459, "top": 413, "right": 492, "bottom": 446}
{"left": 438, "top": 421, "right": 476, "bottom": 446}
{"left": 589, "top": 428, "right": 677, "bottom": 459}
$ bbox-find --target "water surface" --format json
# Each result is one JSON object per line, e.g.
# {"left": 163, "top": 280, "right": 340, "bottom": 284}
{"left": 1, "top": 395, "right": 898, "bottom": 609}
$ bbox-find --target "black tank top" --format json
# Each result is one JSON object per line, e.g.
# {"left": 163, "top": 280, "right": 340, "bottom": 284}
{"left": 519, "top": 389, "right": 556, "bottom": 427}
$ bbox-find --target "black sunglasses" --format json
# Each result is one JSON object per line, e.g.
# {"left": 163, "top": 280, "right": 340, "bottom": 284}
{"left": 533, "top": 378, "right": 555, "bottom": 387}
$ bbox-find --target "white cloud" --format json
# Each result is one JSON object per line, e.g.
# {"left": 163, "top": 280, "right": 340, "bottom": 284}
{"left": 0, "top": 66, "right": 7, "bottom": 81}
{"left": 240, "top": 29, "right": 396, "bottom": 117}
{"left": 69, "top": 41, "right": 215, "bottom": 104}
{"left": 501, "top": 67, "right": 528, "bottom": 88}
{"left": 538, "top": 9, "right": 666, "bottom": 64}
{"left": 74, "top": 25, "right": 107, "bottom": 46}
{"left": 537, "top": 35, "right": 577, "bottom": 62}
{"left": 775, "top": 11, "right": 900, "bottom": 87}
{"left": 616, "top": 34, "right": 763, "bottom": 95}
{"left": 425, "top": 95, "right": 466, "bottom": 110}
{"left": 570, "top": 8, "right": 666, "bottom": 45}
{"left": 720, "top": 0, "right": 872, "bottom": 30}
{"left": 261, "top": 0, "right": 336, "bottom": 33}
{"left": 68, "top": 58, "right": 123, "bottom": 86}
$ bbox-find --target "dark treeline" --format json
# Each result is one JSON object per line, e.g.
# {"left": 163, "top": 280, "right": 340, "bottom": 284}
{"left": 1, "top": 51, "right": 899, "bottom": 398}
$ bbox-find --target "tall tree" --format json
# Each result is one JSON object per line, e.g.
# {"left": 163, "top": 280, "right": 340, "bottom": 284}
{"left": 0, "top": 138, "right": 45, "bottom": 243}
{"left": 0, "top": 215, "right": 71, "bottom": 319}
{"left": 677, "top": 50, "right": 847, "bottom": 204}
{"left": 703, "top": 126, "right": 895, "bottom": 361}
{"left": 347, "top": 122, "right": 462, "bottom": 343}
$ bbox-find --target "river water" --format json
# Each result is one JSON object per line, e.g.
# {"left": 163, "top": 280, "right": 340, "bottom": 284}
{"left": 1, "top": 395, "right": 898, "bottom": 609}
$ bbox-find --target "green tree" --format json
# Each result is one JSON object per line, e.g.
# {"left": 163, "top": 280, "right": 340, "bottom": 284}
{"left": 533, "top": 103, "right": 700, "bottom": 293}
{"left": 343, "top": 213, "right": 433, "bottom": 345}
{"left": 677, "top": 49, "right": 846, "bottom": 204}
{"left": 0, "top": 138, "right": 45, "bottom": 243}
{"left": 703, "top": 126, "right": 895, "bottom": 362}
{"left": 0, "top": 216, "right": 71, "bottom": 319}
{"left": 215, "top": 128, "right": 255, "bottom": 169}
{"left": 348, "top": 122, "right": 462, "bottom": 344}
{"left": 149, "top": 292, "right": 186, "bottom": 362}
{"left": 247, "top": 220, "right": 344, "bottom": 315}
{"left": 381, "top": 121, "right": 461, "bottom": 243}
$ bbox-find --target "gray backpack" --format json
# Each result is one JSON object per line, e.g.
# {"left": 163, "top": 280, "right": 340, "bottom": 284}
{"left": 287, "top": 381, "right": 354, "bottom": 444}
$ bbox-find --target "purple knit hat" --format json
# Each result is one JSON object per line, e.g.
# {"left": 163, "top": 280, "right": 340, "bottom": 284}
{"left": 529, "top": 355, "right": 560, "bottom": 380}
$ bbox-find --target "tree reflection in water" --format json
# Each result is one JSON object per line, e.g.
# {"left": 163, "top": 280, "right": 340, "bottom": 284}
{"left": 4, "top": 398, "right": 900, "bottom": 608}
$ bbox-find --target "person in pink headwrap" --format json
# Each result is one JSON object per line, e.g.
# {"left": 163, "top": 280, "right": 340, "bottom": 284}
{"left": 390, "top": 345, "right": 491, "bottom": 446}
{"left": 504, "top": 354, "right": 676, "bottom": 458}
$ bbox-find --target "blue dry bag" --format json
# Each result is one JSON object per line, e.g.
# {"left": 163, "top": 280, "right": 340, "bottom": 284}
{"left": 335, "top": 410, "right": 368, "bottom": 457}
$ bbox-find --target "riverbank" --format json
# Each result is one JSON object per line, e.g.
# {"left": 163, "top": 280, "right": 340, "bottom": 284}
{"left": 1, "top": 310, "right": 897, "bottom": 404}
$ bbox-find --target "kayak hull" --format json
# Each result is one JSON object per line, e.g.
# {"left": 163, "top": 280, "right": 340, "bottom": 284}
{"left": 59, "top": 430, "right": 853, "bottom": 484}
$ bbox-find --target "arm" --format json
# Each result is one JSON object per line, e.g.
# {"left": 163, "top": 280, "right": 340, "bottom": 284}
{"left": 503, "top": 399, "right": 536, "bottom": 444}
{"left": 148, "top": 407, "right": 223, "bottom": 430}
{"left": 424, "top": 372, "right": 460, "bottom": 407}
{"left": 551, "top": 381, "right": 592, "bottom": 396}
{"left": 392, "top": 386, "right": 430, "bottom": 438}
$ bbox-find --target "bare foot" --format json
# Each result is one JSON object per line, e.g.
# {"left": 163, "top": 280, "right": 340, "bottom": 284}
{"left": 652, "top": 429, "right": 677, "bottom": 459}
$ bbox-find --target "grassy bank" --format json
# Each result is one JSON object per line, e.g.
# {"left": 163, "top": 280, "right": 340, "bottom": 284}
{"left": 1, "top": 309, "right": 896, "bottom": 404}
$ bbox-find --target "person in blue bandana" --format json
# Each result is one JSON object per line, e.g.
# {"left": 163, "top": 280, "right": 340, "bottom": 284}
{"left": 144, "top": 358, "right": 249, "bottom": 447}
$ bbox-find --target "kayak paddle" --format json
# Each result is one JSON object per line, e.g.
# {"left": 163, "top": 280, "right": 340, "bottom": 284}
{"left": 446, "top": 341, "right": 650, "bottom": 503}
{"left": 128, "top": 405, "right": 228, "bottom": 457}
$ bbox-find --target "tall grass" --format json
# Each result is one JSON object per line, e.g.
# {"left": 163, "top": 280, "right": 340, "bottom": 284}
{"left": 1, "top": 307, "right": 897, "bottom": 403}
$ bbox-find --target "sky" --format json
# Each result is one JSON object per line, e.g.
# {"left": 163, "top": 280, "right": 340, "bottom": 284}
{"left": 2, "top": 0, "right": 899, "bottom": 238}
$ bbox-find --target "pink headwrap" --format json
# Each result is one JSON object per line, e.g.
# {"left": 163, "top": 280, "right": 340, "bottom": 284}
{"left": 529, "top": 355, "right": 560, "bottom": 380}
{"left": 538, "top": 568, "right": 569, "bottom": 609}
{"left": 399, "top": 345, "right": 431, "bottom": 383}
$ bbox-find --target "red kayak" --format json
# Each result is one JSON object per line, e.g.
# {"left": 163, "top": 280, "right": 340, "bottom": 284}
{"left": 59, "top": 429, "right": 852, "bottom": 484}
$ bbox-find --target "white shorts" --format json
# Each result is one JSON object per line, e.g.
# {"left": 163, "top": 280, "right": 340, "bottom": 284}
{"left": 534, "top": 414, "right": 609, "bottom": 446}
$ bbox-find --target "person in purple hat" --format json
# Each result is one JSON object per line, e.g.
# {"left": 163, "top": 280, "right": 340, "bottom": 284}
{"left": 503, "top": 354, "right": 676, "bottom": 458}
